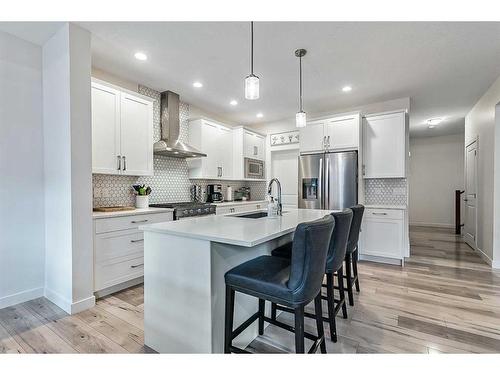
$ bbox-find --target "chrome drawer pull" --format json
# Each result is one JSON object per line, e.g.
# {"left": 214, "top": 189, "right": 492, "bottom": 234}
{"left": 372, "top": 212, "right": 388, "bottom": 215}
{"left": 130, "top": 263, "right": 144, "bottom": 269}
{"left": 131, "top": 219, "right": 148, "bottom": 223}
{"left": 130, "top": 239, "right": 144, "bottom": 243}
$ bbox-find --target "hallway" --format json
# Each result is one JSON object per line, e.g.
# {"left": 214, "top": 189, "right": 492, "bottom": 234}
{"left": 1, "top": 226, "right": 500, "bottom": 353}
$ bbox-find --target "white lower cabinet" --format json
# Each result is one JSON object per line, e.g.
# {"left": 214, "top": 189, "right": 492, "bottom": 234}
{"left": 215, "top": 201, "right": 266, "bottom": 215}
{"left": 93, "top": 211, "right": 173, "bottom": 295}
{"left": 359, "top": 208, "right": 406, "bottom": 263}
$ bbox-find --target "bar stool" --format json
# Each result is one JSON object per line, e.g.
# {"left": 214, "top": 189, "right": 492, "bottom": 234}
{"left": 270, "top": 209, "right": 353, "bottom": 342}
{"left": 344, "top": 205, "right": 365, "bottom": 306}
{"left": 224, "top": 215, "right": 334, "bottom": 354}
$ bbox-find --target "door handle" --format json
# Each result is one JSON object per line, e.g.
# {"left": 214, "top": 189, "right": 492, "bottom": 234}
{"left": 130, "top": 263, "right": 144, "bottom": 269}
{"left": 117, "top": 155, "right": 121, "bottom": 170}
{"left": 122, "top": 156, "right": 126, "bottom": 171}
{"left": 131, "top": 219, "right": 148, "bottom": 224}
{"left": 130, "top": 239, "right": 144, "bottom": 243}
{"left": 323, "top": 136, "right": 327, "bottom": 149}
{"left": 325, "top": 157, "right": 330, "bottom": 209}
{"left": 372, "top": 212, "right": 388, "bottom": 216}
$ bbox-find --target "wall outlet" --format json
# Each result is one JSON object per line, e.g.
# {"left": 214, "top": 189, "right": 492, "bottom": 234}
{"left": 392, "top": 187, "right": 405, "bottom": 196}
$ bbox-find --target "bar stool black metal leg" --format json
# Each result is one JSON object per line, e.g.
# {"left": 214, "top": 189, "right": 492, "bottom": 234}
{"left": 224, "top": 286, "right": 235, "bottom": 353}
{"left": 314, "top": 293, "right": 327, "bottom": 353}
{"left": 345, "top": 254, "right": 354, "bottom": 306}
{"left": 337, "top": 266, "right": 348, "bottom": 319}
{"left": 353, "top": 249, "right": 360, "bottom": 292}
{"left": 271, "top": 302, "right": 277, "bottom": 320}
{"left": 258, "top": 299, "right": 265, "bottom": 335}
{"left": 294, "top": 306, "right": 305, "bottom": 353}
{"left": 326, "top": 273, "right": 337, "bottom": 342}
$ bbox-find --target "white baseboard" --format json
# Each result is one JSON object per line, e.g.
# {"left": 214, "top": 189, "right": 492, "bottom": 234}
{"left": 410, "top": 221, "right": 454, "bottom": 229}
{"left": 45, "top": 288, "right": 95, "bottom": 314}
{"left": 475, "top": 246, "right": 493, "bottom": 266}
{"left": 492, "top": 259, "right": 500, "bottom": 270}
{"left": 0, "top": 287, "right": 44, "bottom": 309}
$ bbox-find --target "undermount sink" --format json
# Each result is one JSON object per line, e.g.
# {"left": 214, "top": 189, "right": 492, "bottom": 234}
{"left": 232, "top": 211, "right": 288, "bottom": 219}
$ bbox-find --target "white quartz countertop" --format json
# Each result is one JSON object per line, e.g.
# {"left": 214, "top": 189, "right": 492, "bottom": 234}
{"left": 140, "top": 208, "right": 335, "bottom": 247}
{"left": 93, "top": 207, "right": 174, "bottom": 219}
{"left": 364, "top": 204, "right": 407, "bottom": 210}
{"left": 213, "top": 200, "right": 267, "bottom": 207}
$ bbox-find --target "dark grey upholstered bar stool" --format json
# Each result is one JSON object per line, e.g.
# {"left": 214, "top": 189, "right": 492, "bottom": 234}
{"left": 270, "top": 209, "right": 353, "bottom": 342}
{"left": 224, "top": 215, "right": 334, "bottom": 354}
{"left": 344, "top": 205, "right": 365, "bottom": 306}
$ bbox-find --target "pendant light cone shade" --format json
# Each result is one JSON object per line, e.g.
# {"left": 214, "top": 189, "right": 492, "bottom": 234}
{"left": 245, "top": 74, "right": 260, "bottom": 100}
{"left": 245, "top": 22, "right": 260, "bottom": 100}
{"left": 295, "top": 49, "right": 307, "bottom": 128}
{"left": 296, "top": 111, "right": 307, "bottom": 128}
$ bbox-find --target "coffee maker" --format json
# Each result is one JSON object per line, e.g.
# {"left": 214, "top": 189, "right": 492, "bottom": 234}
{"left": 206, "top": 184, "right": 223, "bottom": 203}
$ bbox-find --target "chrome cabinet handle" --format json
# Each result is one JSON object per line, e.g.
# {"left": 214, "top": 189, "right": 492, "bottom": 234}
{"left": 372, "top": 212, "right": 388, "bottom": 216}
{"left": 131, "top": 219, "right": 148, "bottom": 224}
{"left": 221, "top": 167, "right": 223, "bottom": 177}
{"left": 122, "top": 156, "right": 126, "bottom": 171}
{"left": 117, "top": 155, "right": 121, "bottom": 170}
{"left": 323, "top": 136, "right": 327, "bottom": 149}
{"left": 130, "top": 239, "right": 144, "bottom": 243}
{"left": 254, "top": 146, "right": 258, "bottom": 156}
{"left": 362, "top": 165, "right": 366, "bottom": 176}
{"left": 327, "top": 136, "right": 331, "bottom": 149}
{"left": 130, "top": 263, "right": 144, "bottom": 269}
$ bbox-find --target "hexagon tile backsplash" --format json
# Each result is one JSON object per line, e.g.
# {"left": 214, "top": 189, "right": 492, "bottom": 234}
{"left": 92, "top": 84, "right": 267, "bottom": 208}
{"left": 364, "top": 178, "right": 407, "bottom": 206}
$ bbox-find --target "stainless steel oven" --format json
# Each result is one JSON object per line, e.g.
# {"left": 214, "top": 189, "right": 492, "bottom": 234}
{"left": 244, "top": 157, "right": 265, "bottom": 179}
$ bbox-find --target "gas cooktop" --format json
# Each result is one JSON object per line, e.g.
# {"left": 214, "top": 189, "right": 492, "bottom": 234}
{"left": 150, "top": 202, "right": 216, "bottom": 220}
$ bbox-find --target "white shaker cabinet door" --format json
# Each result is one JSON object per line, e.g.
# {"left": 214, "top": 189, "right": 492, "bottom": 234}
{"left": 120, "top": 93, "right": 153, "bottom": 176}
{"left": 218, "top": 126, "right": 233, "bottom": 178}
{"left": 200, "top": 121, "right": 220, "bottom": 178}
{"left": 360, "top": 217, "right": 403, "bottom": 259}
{"left": 299, "top": 120, "right": 325, "bottom": 153}
{"left": 325, "top": 116, "right": 359, "bottom": 151}
{"left": 363, "top": 111, "right": 406, "bottom": 178}
{"left": 91, "top": 83, "right": 121, "bottom": 174}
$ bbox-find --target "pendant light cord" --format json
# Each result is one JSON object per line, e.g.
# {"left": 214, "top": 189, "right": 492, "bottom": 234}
{"left": 299, "top": 54, "right": 303, "bottom": 112}
{"left": 250, "top": 21, "right": 254, "bottom": 75}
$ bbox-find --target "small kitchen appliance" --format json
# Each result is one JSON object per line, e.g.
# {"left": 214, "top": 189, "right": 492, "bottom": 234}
{"left": 206, "top": 184, "right": 224, "bottom": 203}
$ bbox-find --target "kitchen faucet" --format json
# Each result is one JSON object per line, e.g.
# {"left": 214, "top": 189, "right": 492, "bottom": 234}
{"left": 267, "top": 178, "right": 283, "bottom": 216}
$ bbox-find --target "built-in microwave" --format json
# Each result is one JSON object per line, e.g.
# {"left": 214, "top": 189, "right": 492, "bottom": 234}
{"left": 244, "top": 157, "right": 265, "bottom": 179}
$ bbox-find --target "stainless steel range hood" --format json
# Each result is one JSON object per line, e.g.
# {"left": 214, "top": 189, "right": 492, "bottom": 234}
{"left": 153, "top": 91, "right": 206, "bottom": 158}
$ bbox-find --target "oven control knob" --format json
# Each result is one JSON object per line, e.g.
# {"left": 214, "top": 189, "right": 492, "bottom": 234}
{"left": 189, "top": 209, "right": 194, "bottom": 214}
{"left": 197, "top": 208, "right": 202, "bottom": 213}
{"left": 205, "top": 208, "right": 210, "bottom": 213}
{"left": 183, "top": 210, "right": 189, "bottom": 215}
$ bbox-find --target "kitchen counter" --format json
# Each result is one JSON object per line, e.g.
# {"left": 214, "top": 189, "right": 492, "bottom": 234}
{"left": 364, "top": 204, "right": 407, "bottom": 210}
{"left": 212, "top": 200, "right": 267, "bottom": 207}
{"left": 140, "top": 208, "right": 333, "bottom": 353}
{"left": 92, "top": 207, "right": 174, "bottom": 219}
{"left": 140, "top": 208, "right": 333, "bottom": 247}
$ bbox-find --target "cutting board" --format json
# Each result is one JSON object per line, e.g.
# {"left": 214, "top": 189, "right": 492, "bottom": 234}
{"left": 93, "top": 206, "right": 136, "bottom": 212}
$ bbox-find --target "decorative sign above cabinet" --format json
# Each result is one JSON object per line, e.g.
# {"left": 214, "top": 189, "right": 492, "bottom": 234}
{"left": 270, "top": 131, "right": 300, "bottom": 146}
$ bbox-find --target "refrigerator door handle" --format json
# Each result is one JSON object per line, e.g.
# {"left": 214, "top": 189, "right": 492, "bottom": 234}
{"left": 325, "top": 156, "right": 330, "bottom": 209}
{"left": 318, "top": 157, "right": 323, "bottom": 209}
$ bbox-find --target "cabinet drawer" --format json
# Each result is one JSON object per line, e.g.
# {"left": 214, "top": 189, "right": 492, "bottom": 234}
{"left": 95, "top": 212, "right": 173, "bottom": 234}
{"left": 365, "top": 208, "right": 403, "bottom": 220}
{"left": 95, "top": 229, "right": 144, "bottom": 263}
{"left": 95, "top": 254, "right": 144, "bottom": 291}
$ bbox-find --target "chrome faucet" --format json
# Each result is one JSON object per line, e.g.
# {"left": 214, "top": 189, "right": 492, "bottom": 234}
{"left": 267, "top": 178, "right": 283, "bottom": 216}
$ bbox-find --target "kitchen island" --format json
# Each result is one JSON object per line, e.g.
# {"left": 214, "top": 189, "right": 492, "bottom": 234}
{"left": 140, "top": 208, "right": 333, "bottom": 353}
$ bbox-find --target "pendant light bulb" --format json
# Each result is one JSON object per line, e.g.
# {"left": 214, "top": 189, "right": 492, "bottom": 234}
{"left": 245, "top": 22, "right": 260, "bottom": 100}
{"left": 295, "top": 49, "right": 307, "bottom": 128}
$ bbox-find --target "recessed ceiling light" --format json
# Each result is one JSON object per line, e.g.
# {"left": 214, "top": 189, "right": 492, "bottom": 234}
{"left": 342, "top": 86, "right": 352, "bottom": 92}
{"left": 193, "top": 82, "right": 203, "bottom": 88}
{"left": 427, "top": 118, "right": 443, "bottom": 126}
{"left": 428, "top": 125, "right": 436, "bottom": 129}
{"left": 256, "top": 113, "right": 264, "bottom": 118}
{"left": 230, "top": 100, "right": 238, "bottom": 106}
{"left": 134, "top": 52, "right": 147, "bottom": 61}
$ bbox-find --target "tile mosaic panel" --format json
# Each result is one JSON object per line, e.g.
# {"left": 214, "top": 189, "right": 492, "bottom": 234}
{"left": 364, "top": 178, "right": 408, "bottom": 206}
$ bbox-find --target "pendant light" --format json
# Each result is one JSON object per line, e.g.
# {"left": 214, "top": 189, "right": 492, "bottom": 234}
{"left": 295, "top": 49, "right": 307, "bottom": 128}
{"left": 245, "top": 22, "right": 259, "bottom": 100}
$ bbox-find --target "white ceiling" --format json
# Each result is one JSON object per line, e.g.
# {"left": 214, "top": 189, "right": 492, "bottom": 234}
{"left": 2, "top": 22, "right": 500, "bottom": 137}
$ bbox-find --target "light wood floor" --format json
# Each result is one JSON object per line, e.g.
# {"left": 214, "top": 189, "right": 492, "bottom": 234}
{"left": 2, "top": 226, "right": 500, "bottom": 353}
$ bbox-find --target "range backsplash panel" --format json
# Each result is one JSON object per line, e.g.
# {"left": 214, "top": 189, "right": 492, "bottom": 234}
{"left": 364, "top": 178, "right": 407, "bottom": 206}
{"left": 92, "top": 85, "right": 266, "bottom": 207}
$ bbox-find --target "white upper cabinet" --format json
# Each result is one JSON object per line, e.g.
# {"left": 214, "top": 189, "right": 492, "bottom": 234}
{"left": 91, "top": 79, "right": 154, "bottom": 176}
{"left": 232, "top": 127, "right": 266, "bottom": 180}
{"left": 188, "top": 119, "right": 233, "bottom": 179}
{"left": 363, "top": 111, "right": 406, "bottom": 178}
{"left": 243, "top": 130, "right": 265, "bottom": 160}
{"left": 299, "top": 113, "right": 360, "bottom": 153}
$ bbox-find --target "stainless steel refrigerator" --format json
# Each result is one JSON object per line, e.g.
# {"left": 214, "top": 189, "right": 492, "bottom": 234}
{"left": 298, "top": 151, "right": 358, "bottom": 210}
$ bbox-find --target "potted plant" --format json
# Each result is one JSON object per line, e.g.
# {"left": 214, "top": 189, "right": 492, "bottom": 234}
{"left": 132, "top": 184, "right": 152, "bottom": 208}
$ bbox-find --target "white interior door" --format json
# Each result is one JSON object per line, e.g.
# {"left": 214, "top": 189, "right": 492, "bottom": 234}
{"left": 271, "top": 149, "right": 299, "bottom": 208}
{"left": 120, "top": 93, "right": 153, "bottom": 176}
{"left": 464, "top": 141, "right": 477, "bottom": 249}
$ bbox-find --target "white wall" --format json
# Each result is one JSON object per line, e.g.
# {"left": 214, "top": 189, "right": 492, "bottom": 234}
{"left": 465, "top": 75, "right": 500, "bottom": 267}
{"left": 409, "top": 134, "right": 464, "bottom": 228}
{"left": 43, "top": 23, "right": 94, "bottom": 313}
{"left": 0, "top": 31, "right": 45, "bottom": 308}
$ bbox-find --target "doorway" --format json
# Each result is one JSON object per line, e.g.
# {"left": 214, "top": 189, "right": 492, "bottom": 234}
{"left": 464, "top": 140, "right": 478, "bottom": 249}
{"left": 270, "top": 149, "right": 299, "bottom": 208}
